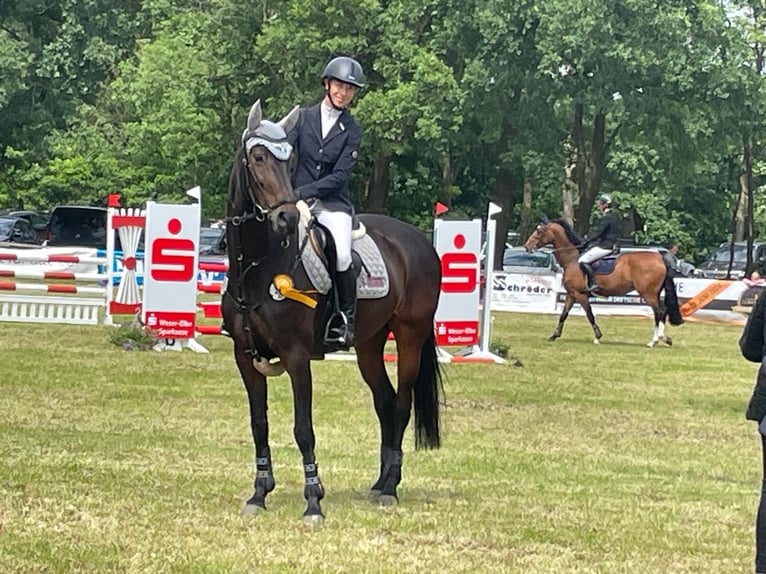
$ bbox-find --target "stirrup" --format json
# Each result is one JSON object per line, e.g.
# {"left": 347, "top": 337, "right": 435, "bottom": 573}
{"left": 324, "top": 312, "right": 351, "bottom": 345}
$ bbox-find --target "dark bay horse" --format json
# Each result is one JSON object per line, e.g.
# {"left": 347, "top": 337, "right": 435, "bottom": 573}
{"left": 524, "top": 218, "right": 683, "bottom": 346}
{"left": 221, "top": 101, "right": 443, "bottom": 525}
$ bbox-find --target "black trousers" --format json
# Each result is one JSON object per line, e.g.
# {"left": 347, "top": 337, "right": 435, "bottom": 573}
{"left": 757, "top": 433, "right": 766, "bottom": 573}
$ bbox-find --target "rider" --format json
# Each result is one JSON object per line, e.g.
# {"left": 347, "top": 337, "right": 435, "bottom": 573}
{"left": 288, "top": 56, "right": 365, "bottom": 348}
{"left": 578, "top": 194, "right": 621, "bottom": 293}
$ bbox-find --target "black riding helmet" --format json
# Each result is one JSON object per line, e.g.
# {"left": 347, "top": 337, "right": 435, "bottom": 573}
{"left": 321, "top": 56, "right": 365, "bottom": 88}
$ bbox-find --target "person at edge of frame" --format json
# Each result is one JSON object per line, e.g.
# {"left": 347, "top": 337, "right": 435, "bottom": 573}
{"left": 740, "top": 289, "right": 766, "bottom": 574}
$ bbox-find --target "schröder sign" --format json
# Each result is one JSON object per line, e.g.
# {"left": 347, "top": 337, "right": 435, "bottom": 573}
{"left": 142, "top": 202, "right": 200, "bottom": 339}
{"left": 434, "top": 219, "right": 481, "bottom": 347}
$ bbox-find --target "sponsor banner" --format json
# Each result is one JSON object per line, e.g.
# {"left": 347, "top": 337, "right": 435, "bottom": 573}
{"left": 434, "top": 219, "right": 482, "bottom": 346}
{"left": 489, "top": 273, "right": 754, "bottom": 324}
{"left": 679, "top": 280, "right": 730, "bottom": 317}
{"left": 142, "top": 202, "right": 200, "bottom": 338}
{"left": 435, "top": 320, "right": 479, "bottom": 346}
{"left": 144, "top": 310, "right": 196, "bottom": 339}
{"left": 491, "top": 272, "right": 559, "bottom": 313}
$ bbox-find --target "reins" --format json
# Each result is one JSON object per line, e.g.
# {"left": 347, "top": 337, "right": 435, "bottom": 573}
{"left": 223, "top": 149, "right": 316, "bottom": 362}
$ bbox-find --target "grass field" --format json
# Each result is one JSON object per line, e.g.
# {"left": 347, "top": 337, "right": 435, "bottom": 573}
{"left": 0, "top": 312, "right": 760, "bottom": 573}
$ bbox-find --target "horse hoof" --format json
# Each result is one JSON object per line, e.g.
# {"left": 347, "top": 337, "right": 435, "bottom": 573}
{"left": 378, "top": 494, "right": 398, "bottom": 508}
{"left": 368, "top": 489, "right": 382, "bottom": 502}
{"left": 548, "top": 335, "right": 558, "bottom": 342}
{"left": 303, "top": 514, "right": 324, "bottom": 527}
{"left": 592, "top": 339, "right": 600, "bottom": 345}
{"left": 241, "top": 503, "right": 266, "bottom": 516}
{"left": 646, "top": 341, "right": 657, "bottom": 348}
{"left": 664, "top": 337, "right": 673, "bottom": 346}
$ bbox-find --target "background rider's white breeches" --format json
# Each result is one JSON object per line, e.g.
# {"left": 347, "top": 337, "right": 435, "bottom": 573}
{"left": 578, "top": 246, "right": 612, "bottom": 264}
{"left": 314, "top": 210, "right": 353, "bottom": 272}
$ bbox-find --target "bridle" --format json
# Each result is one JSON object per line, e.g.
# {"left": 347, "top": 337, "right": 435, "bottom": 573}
{"left": 235, "top": 140, "right": 298, "bottom": 222}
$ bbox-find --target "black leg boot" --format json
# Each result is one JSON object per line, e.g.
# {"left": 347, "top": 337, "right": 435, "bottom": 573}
{"left": 327, "top": 269, "right": 357, "bottom": 348}
{"left": 580, "top": 262, "right": 597, "bottom": 293}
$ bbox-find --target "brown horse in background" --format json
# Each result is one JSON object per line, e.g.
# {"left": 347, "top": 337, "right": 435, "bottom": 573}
{"left": 524, "top": 218, "right": 683, "bottom": 346}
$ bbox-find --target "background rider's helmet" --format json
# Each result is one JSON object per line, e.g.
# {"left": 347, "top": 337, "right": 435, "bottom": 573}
{"left": 598, "top": 194, "right": 612, "bottom": 207}
{"left": 321, "top": 56, "right": 366, "bottom": 88}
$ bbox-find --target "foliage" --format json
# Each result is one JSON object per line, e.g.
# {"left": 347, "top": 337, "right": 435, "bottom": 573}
{"left": 107, "top": 319, "right": 159, "bottom": 351}
{"left": 2, "top": 0, "right": 766, "bottom": 250}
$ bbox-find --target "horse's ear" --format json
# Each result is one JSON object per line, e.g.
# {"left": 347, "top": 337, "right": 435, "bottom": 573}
{"left": 247, "top": 100, "right": 262, "bottom": 133}
{"left": 278, "top": 105, "right": 301, "bottom": 134}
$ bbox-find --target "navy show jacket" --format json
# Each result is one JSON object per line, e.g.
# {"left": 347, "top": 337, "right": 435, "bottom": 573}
{"left": 286, "top": 103, "right": 363, "bottom": 215}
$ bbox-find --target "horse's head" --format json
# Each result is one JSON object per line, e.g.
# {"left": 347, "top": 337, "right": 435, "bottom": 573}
{"left": 524, "top": 218, "right": 552, "bottom": 252}
{"left": 237, "top": 100, "right": 301, "bottom": 235}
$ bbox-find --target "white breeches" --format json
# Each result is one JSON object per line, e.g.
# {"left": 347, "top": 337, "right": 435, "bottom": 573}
{"left": 578, "top": 246, "right": 613, "bottom": 264}
{"left": 314, "top": 210, "right": 353, "bottom": 271}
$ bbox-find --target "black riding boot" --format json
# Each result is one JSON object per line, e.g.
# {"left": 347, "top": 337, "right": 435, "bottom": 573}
{"left": 580, "top": 262, "right": 597, "bottom": 293}
{"left": 327, "top": 269, "right": 357, "bottom": 348}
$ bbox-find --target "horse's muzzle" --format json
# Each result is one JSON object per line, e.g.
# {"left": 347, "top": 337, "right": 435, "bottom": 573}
{"left": 270, "top": 205, "right": 299, "bottom": 235}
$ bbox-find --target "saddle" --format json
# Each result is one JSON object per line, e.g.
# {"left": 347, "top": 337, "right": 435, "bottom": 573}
{"left": 299, "top": 218, "right": 389, "bottom": 356}
{"left": 591, "top": 256, "right": 619, "bottom": 275}
{"left": 299, "top": 219, "right": 389, "bottom": 298}
{"left": 590, "top": 246, "right": 622, "bottom": 275}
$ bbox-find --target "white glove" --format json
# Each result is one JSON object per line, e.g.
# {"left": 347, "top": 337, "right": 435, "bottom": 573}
{"left": 296, "top": 199, "right": 311, "bottom": 226}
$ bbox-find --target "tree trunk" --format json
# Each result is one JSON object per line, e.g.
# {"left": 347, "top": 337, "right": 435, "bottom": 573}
{"left": 491, "top": 173, "right": 514, "bottom": 270}
{"left": 519, "top": 178, "right": 533, "bottom": 240}
{"left": 738, "top": 139, "right": 754, "bottom": 273}
{"left": 365, "top": 154, "right": 390, "bottom": 214}
{"left": 561, "top": 138, "right": 576, "bottom": 226}
{"left": 440, "top": 152, "right": 455, "bottom": 209}
{"left": 570, "top": 104, "right": 608, "bottom": 236}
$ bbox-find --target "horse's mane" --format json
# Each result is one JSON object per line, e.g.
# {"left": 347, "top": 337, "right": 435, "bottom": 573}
{"left": 551, "top": 218, "right": 583, "bottom": 246}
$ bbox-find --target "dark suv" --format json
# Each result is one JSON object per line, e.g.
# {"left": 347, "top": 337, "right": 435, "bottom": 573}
{"left": 695, "top": 241, "right": 766, "bottom": 279}
{"left": 45, "top": 206, "right": 107, "bottom": 248}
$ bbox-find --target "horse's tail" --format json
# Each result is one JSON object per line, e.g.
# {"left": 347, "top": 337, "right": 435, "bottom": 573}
{"left": 413, "top": 330, "right": 444, "bottom": 450}
{"left": 662, "top": 271, "right": 684, "bottom": 326}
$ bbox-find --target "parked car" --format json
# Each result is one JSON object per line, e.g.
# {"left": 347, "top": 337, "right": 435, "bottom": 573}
{"left": 0, "top": 209, "right": 48, "bottom": 241}
{"left": 694, "top": 241, "right": 766, "bottom": 280}
{"left": 0, "top": 216, "right": 42, "bottom": 245}
{"left": 501, "top": 246, "right": 560, "bottom": 274}
{"left": 45, "top": 206, "right": 108, "bottom": 248}
{"left": 199, "top": 226, "right": 226, "bottom": 256}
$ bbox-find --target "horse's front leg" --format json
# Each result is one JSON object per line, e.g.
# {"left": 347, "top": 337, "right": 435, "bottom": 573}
{"left": 287, "top": 351, "right": 325, "bottom": 525}
{"left": 234, "top": 346, "right": 276, "bottom": 515}
{"left": 579, "top": 297, "right": 603, "bottom": 344}
{"left": 550, "top": 294, "right": 575, "bottom": 341}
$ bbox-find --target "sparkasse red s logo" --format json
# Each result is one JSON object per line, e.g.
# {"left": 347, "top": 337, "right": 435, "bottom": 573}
{"left": 150, "top": 217, "right": 195, "bottom": 282}
{"left": 440, "top": 233, "right": 478, "bottom": 293}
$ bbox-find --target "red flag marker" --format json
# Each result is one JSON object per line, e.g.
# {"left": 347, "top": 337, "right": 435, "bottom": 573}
{"left": 434, "top": 202, "right": 449, "bottom": 217}
{"left": 107, "top": 193, "right": 122, "bottom": 208}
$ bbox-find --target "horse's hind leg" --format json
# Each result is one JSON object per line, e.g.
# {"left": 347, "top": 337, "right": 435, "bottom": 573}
{"left": 646, "top": 302, "right": 671, "bottom": 348}
{"left": 235, "top": 346, "right": 276, "bottom": 516}
{"left": 356, "top": 328, "right": 404, "bottom": 506}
